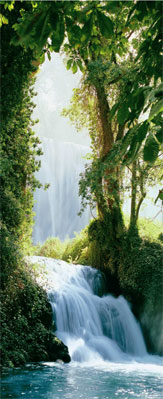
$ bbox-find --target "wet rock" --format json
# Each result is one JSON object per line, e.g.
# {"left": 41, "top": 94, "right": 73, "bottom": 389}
{"left": 46, "top": 333, "right": 71, "bottom": 363}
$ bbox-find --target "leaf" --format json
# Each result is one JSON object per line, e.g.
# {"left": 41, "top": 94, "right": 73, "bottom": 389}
{"left": 122, "top": 139, "right": 140, "bottom": 166}
{"left": 51, "top": 16, "right": 65, "bottom": 52}
{"left": 96, "top": 10, "right": 114, "bottom": 38}
{"left": 154, "top": 189, "right": 163, "bottom": 204}
{"left": 76, "top": 59, "right": 84, "bottom": 72}
{"left": 117, "top": 103, "right": 130, "bottom": 125}
{"left": 109, "top": 102, "right": 119, "bottom": 119}
{"left": 136, "top": 122, "right": 149, "bottom": 143}
{"left": 66, "top": 59, "right": 73, "bottom": 71}
{"left": 72, "top": 62, "right": 77, "bottom": 74}
{"left": 47, "top": 51, "right": 51, "bottom": 61}
{"left": 122, "top": 122, "right": 149, "bottom": 165}
{"left": 143, "top": 135, "right": 160, "bottom": 163}
{"left": 155, "top": 129, "right": 163, "bottom": 144}
{"left": 149, "top": 99, "right": 163, "bottom": 121}
{"left": 39, "top": 53, "right": 45, "bottom": 64}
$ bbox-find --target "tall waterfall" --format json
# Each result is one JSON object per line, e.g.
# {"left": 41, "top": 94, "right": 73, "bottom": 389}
{"left": 33, "top": 137, "right": 91, "bottom": 244}
{"left": 30, "top": 256, "right": 147, "bottom": 363}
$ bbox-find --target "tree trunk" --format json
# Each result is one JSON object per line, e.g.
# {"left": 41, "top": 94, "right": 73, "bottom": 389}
{"left": 94, "top": 82, "right": 124, "bottom": 238}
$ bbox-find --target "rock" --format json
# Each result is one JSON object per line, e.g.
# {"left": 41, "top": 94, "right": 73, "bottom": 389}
{"left": 46, "top": 333, "right": 71, "bottom": 363}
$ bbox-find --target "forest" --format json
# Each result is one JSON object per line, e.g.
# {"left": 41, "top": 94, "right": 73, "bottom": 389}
{"left": 1, "top": 1, "right": 163, "bottom": 393}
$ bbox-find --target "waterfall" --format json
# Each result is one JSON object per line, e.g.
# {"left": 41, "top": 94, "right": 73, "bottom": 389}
{"left": 30, "top": 256, "right": 147, "bottom": 363}
{"left": 33, "top": 138, "right": 91, "bottom": 244}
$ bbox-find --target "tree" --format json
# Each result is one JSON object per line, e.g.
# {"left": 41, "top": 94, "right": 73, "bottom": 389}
{"left": 65, "top": 2, "right": 162, "bottom": 233}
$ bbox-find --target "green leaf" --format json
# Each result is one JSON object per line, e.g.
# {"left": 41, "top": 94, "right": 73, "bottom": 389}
{"left": 39, "top": 53, "right": 45, "bottom": 64}
{"left": 117, "top": 103, "right": 130, "bottom": 125}
{"left": 155, "top": 129, "right": 163, "bottom": 144}
{"left": 122, "top": 139, "right": 140, "bottom": 166}
{"left": 66, "top": 59, "right": 73, "bottom": 71}
{"left": 149, "top": 99, "right": 163, "bottom": 121}
{"left": 154, "top": 189, "right": 163, "bottom": 204}
{"left": 143, "top": 135, "right": 160, "bottom": 163}
{"left": 122, "top": 122, "right": 149, "bottom": 165}
{"left": 97, "top": 10, "right": 114, "bottom": 38}
{"left": 72, "top": 62, "right": 77, "bottom": 74}
{"left": 159, "top": 190, "right": 163, "bottom": 201}
{"left": 109, "top": 103, "right": 119, "bottom": 119}
{"left": 51, "top": 16, "right": 65, "bottom": 52}
{"left": 47, "top": 51, "right": 51, "bottom": 61}
{"left": 77, "top": 59, "right": 84, "bottom": 72}
{"left": 136, "top": 122, "right": 149, "bottom": 143}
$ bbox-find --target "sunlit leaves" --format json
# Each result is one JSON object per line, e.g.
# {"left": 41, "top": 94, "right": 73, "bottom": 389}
{"left": 0, "top": 13, "right": 8, "bottom": 27}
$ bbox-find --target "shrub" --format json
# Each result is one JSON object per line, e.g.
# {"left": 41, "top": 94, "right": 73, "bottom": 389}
{"left": 34, "top": 237, "right": 65, "bottom": 259}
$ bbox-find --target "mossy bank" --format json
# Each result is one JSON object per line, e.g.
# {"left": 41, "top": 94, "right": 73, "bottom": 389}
{"left": 1, "top": 262, "right": 70, "bottom": 368}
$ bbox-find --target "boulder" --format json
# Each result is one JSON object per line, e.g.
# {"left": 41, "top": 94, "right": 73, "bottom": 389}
{"left": 46, "top": 333, "right": 71, "bottom": 363}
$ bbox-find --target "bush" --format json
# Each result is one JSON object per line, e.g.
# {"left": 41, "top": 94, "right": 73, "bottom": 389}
{"left": 1, "top": 262, "right": 52, "bottom": 367}
{"left": 62, "top": 228, "right": 90, "bottom": 264}
{"left": 34, "top": 237, "right": 66, "bottom": 259}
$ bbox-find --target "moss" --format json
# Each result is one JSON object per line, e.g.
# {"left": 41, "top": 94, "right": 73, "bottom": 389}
{"left": 117, "top": 231, "right": 163, "bottom": 354}
{"left": 1, "top": 262, "right": 71, "bottom": 368}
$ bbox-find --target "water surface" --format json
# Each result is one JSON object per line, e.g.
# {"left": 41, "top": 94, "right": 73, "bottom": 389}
{"left": 2, "top": 359, "right": 163, "bottom": 399}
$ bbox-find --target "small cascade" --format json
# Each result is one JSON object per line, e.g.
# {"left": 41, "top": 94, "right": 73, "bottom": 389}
{"left": 33, "top": 138, "right": 91, "bottom": 244}
{"left": 30, "top": 256, "right": 147, "bottom": 363}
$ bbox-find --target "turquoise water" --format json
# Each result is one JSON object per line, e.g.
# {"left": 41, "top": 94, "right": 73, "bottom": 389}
{"left": 2, "top": 359, "right": 163, "bottom": 399}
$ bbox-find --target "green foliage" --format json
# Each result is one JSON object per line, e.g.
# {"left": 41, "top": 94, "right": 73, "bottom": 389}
{"left": 62, "top": 228, "right": 90, "bottom": 265}
{"left": 1, "top": 3, "right": 43, "bottom": 287}
{"left": 118, "top": 230, "right": 163, "bottom": 354}
{"left": 1, "top": 262, "right": 53, "bottom": 367}
{"left": 34, "top": 237, "right": 66, "bottom": 260}
{"left": 124, "top": 215, "right": 162, "bottom": 242}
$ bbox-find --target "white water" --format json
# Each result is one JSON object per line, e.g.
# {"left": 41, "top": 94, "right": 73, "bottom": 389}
{"left": 29, "top": 256, "right": 161, "bottom": 366}
{"left": 33, "top": 138, "right": 91, "bottom": 244}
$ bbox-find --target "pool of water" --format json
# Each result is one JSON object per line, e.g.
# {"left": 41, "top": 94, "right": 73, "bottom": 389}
{"left": 1, "top": 358, "right": 163, "bottom": 399}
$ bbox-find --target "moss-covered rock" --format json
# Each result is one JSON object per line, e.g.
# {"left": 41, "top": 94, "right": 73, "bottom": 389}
{"left": 117, "top": 232, "right": 163, "bottom": 355}
{"left": 46, "top": 334, "right": 71, "bottom": 363}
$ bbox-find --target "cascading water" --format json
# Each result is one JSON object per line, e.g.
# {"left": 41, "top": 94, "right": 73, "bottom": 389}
{"left": 30, "top": 256, "right": 147, "bottom": 364}
{"left": 33, "top": 138, "right": 91, "bottom": 244}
